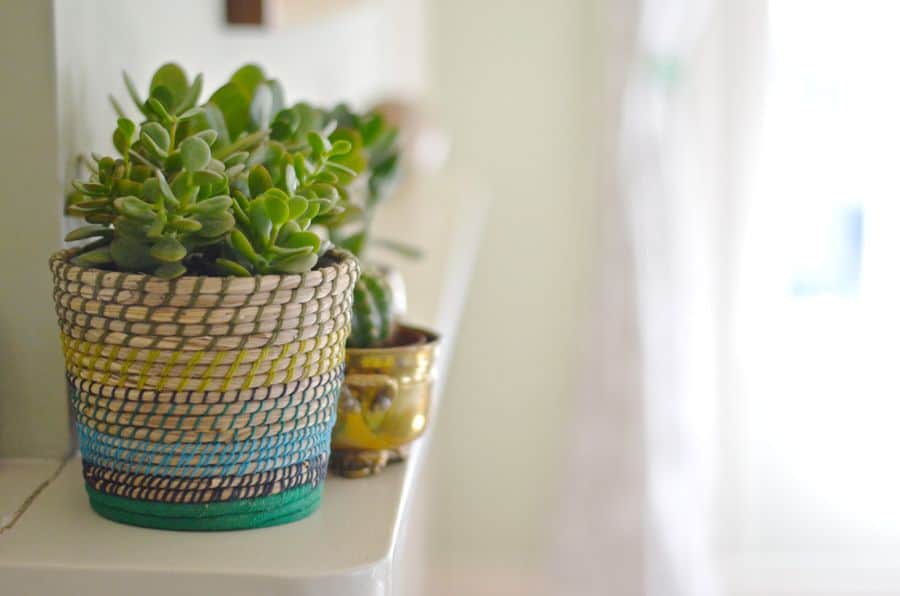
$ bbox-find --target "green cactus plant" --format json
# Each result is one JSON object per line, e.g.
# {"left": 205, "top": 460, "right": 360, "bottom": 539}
{"left": 64, "top": 63, "right": 364, "bottom": 279}
{"left": 348, "top": 269, "right": 396, "bottom": 348}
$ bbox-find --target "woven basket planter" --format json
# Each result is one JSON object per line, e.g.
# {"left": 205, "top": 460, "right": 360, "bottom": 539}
{"left": 50, "top": 248, "right": 359, "bottom": 531}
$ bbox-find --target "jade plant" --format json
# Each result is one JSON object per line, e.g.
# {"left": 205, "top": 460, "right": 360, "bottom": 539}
{"left": 64, "top": 63, "right": 363, "bottom": 278}
{"left": 315, "top": 104, "right": 400, "bottom": 257}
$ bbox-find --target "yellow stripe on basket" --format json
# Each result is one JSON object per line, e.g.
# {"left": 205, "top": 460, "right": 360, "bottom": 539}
{"left": 156, "top": 350, "right": 182, "bottom": 390}
{"left": 243, "top": 346, "right": 267, "bottom": 390}
{"left": 177, "top": 351, "right": 206, "bottom": 392}
{"left": 99, "top": 344, "right": 121, "bottom": 385}
{"left": 220, "top": 349, "right": 247, "bottom": 391}
{"left": 117, "top": 348, "right": 140, "bottom": 388}
{"left": 135, "top": 350, "right": 160, "bottom": 390}
{"left": 264, "top": 344, "right": 290, "bottom": 388}
{"left": 285, "top": 350, "right": 300, "bottom": 384}
{"left": 86, "top": 340, "right": 103, "bottom": 373}
{"left": 196, "top": 351, "right": 226, "bottom": 392}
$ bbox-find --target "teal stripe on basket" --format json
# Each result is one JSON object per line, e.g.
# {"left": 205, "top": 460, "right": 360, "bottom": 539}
{"left": 86, "top": 482, "right": 325, "bottom": 531}
{"left": 77, "top": 423, "right": 332, "bottom": 477}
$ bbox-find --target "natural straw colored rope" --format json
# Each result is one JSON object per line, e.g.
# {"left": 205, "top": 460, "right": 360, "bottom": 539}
{"left": 58, "top": 312, "right": 351, "bottom": 351}
{"left": 55, "top": 301, "right": 350, "bottom": 342}
{"left": 51, "top": 249, "right": 357, "bottom": 298}
{"left": 55, "top": 278, "right": 348, "bottom": 309}
{"left": 53, "top": 286, "right": 350, "bottom": 322}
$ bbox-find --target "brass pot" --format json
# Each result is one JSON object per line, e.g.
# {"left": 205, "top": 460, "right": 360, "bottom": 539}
{"left": 330, "top": 324, "right": 440, "bottom": 477}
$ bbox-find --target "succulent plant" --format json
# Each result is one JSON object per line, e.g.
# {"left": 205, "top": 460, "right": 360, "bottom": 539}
{"left": 65, "top": 63, "right": 364, "bottom": 279}
{"left": 310, "top": 104, "right": 401, "bottom": 257}
{"left": 347, "top": 269, "right": 395, "bottom": 348}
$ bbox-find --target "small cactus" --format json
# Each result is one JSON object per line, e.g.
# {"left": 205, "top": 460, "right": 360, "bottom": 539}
{"left": 348, "top": 270, "right": 395, "bottom": 348}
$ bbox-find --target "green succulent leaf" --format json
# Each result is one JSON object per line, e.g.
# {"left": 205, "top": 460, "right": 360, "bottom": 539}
{"left": 214, "top": 258, "right": 251, "bottom": 277}
{"left": 229, "top": 228, "right": 258, "bottom": 263}
{"left": 281, "top": 230, "right": 320, "bottom": 252}
{"left": 114, "top": 196, "right": 155, "bottom": 221}
{"left": 154, "top": 262, "right": 187, "bottom": 279}
{"left": 229, "top": 64, "right": 265, "bottom": 96}
{"left": 271, "top": 108, "right": 300, "bottom": 140}
{"left": 156, "top": 171, "right": 178, "bottom": 204}
{"left": 65, "top": 225, "right": 113, "bottom": 242}
{"left": 85, "top": 213, "right": 116, "bottom": 225}
{"left": 271, "top": 251, "right": 318, "bottom": 274}
{"left": 250, "top": 84, "right": 274, "bottom": 131}
{"left": 195, "top": 211, "right": 235, "bottom": 238}
{"left": 277, "top": 220, "right": 301, "bottom": 243}
{"left": 149, "top": 63, "right": 189, "bottom": 110}
{"left": 178, "top": 106, "right": 205, "bottom": 120}
{"left": 248, "top": 198, "right": 272, "bottom": 244}
{"left": 146, "top": 210, "right": 167, "bottom": 239}
{"left": 193, "top": 195, "right": 232, "bottom": 213}
{"left": 147, "top": 97, "right": 174, "bottom": 123}
{"left": 203, "top": 103, "right": 231, "bottom": 146}
{"left": 223, "top": 151, "right": 250, "bottom": 167}
{"left": 169, "top": 215, "right": 203, "bottom": 232}
{"left": 110, "top": 236, "right": 156, "bottom": 270}
{"left": 248, "top": 164, "right": 273, "bottom": 196}
{"left": 300, "top": 201, "right": 320, "bottom": 221}
{"left": 193, "top": 169, "right": 225, "bottom": 186}
{"left": 72, "top": 245, "right": 113, "bottom": 267}
{"left": 339, "top": 231, "right": 367, "bottom": 256}
{"left": 208, "top": 82, "right": 250, "bottom": 140}
{"left": 180, "top": 136, "right": 212, "bottom": 172}
{"left": 141, "top": 121, "right": 170, "bottom": 155}
{"left": 263, "top": 189, "right": 290, "bottom": 226}
{"left": 330, "top": 139, "right": 352, "bottom": 155}
{"left": 71, "top": 198, "right": 110, "bottom": 210}
{"left": 150, "top": 236, "right": 187, "bottom": 263}
{"left": 307, "top": 131, "right": 329, "bottom": 155}
{"left": 267, "top": 80, "right": 285, "bottom": 114}
{"left": 72, "top": 181, "right": 107, "bottom": 196}
{"left": 287, "top": 196, "right": 309, "bottom": 220}
{"left": 194, "top": 129, "right": 218, "bottom": 146}
{"left": 115, "top": 118, "right": 137, "bottom": 147}
{"left": 176, "top": 74, "right": 204, "bottom": 115}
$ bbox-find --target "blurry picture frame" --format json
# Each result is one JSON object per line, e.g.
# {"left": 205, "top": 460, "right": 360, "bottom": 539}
{"left": 226, "top": 0, "right": 370, "bottom": 27}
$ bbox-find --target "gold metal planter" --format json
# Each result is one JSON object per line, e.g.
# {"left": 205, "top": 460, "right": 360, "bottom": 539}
{"left": 330, "top": 324, "right": 440, "bottom": 477}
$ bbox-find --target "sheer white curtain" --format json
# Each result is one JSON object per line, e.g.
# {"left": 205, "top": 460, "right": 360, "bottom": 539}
{"left": 553, "top": 1, "right": 767, "bottom": 595}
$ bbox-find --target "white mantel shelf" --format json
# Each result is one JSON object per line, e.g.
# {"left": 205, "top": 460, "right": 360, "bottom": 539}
{"left": 0, "top": 169, "right": 486, "bottom": 596}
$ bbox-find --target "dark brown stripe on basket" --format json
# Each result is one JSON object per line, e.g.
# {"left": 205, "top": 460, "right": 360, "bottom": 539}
{"left": 83, "top": 457, "right": 328, "bottom": 504}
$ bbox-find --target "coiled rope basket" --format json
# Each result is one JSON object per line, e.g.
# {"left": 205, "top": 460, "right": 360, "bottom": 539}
{"left": 50, "top": 248, "right": 359, "bottom": 531}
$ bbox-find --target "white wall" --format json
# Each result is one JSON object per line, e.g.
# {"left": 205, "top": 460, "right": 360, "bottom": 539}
{"left": 0, "top": 0, "right": 68, "bottom": 457}
{"left": 423, "top": 0, "right": 596, "bottom": 588}
{"left": 54, "top": 0, "right": 423, "bottom": 186}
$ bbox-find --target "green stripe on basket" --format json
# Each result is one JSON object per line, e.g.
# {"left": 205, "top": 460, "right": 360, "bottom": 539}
{"left": 85, "top": 483, "right": 323, "bottom": 531}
